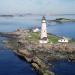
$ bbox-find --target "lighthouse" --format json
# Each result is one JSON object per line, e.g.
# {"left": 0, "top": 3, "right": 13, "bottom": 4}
{"left": 39, "top": 16, "right": 48, "bottom": 43}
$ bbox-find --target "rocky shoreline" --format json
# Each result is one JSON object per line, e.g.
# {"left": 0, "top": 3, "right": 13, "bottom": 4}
{"left": 1, "top": 29, "right": 75, "bottom": 75}
{"left": 48, "top": 18, "right": 75, "bottom": 23}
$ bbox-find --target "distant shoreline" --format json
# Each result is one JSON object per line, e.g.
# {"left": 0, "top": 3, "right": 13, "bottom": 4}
{"left": 0, "top": 14, "right": 75, "bottom": 17}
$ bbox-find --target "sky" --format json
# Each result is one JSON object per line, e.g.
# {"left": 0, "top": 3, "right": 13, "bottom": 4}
{"left": 0, "top": 0, "right": 75, "bottom": 14}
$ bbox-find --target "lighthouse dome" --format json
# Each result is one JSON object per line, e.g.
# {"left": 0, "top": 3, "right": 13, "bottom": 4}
{"left": 42, "top": 16, "right": 46, "bottom": 20}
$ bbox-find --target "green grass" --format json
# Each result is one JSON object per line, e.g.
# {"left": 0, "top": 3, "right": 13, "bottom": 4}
{"left": 25, "top": 32, "right": 59, "bottom": 44}
{"left": 25, "top": 32, "right": 40, "bottom": 43}
{"left": 48, "top": 34, "right": 59, "bottom": 44}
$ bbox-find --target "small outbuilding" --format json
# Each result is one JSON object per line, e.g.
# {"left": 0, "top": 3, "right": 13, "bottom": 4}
{"left": 33, "top": 28, "right": 39, "bottom": 32}
{"left": 58, "top": 37, "right": 69, "bottom": 43}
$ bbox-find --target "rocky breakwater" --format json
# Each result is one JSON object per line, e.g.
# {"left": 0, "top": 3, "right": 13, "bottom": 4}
{"left": 14, "top": 49, "right": 54, "bottom": 75}
{"left": 3, "top": 29, "right": 54, "bottom": 75}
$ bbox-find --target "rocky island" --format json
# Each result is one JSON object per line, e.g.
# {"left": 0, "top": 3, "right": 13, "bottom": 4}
{"left": 0, "top": 28, "right": 75, "bottom": 75}
{"left": 48, "top": 18, "right": 75, "bottom": 23}
{"left": 0, "top": 16, "right": 75, "bottom": 75}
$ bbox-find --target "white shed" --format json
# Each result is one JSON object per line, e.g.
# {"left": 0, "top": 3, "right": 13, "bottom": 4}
{"left": 33, "top": 28, "right": 39, "bottom": 32}
{"left": 58, "top": 37, "right": 69, "bottom": 43}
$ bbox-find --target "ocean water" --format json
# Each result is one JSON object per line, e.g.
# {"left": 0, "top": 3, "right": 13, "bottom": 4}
{"left": 51, "top": 60, "right": 75, "bottom": 75}
{"left": 0, "top": 37, "right": 38, "bottom": 75}
{"left": 0, "top": 15, "right": 75, "bottom": 38}
{"left": 48, "top": 22, "right": 75, "bottom": 39}
{"left": 0, "top": 15, "right": 75, "bottom": 75}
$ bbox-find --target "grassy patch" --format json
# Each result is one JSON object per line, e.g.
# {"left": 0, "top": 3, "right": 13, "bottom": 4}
{"left": 25, "top": 32, "right": 59, "bottom": 44}
{"left": 48, "top": 34, "right": 59, "bottom": 44}
{"left": 25, "top": 32, "right": 40, "bottom": 43}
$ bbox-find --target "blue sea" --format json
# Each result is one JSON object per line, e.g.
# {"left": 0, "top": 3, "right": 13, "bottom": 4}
{"left": 0, "top": 37, "right": 38, "bottom": 75}
{"left": 0, "top": 15, "right": 75, "bottom": 75}
{"left": 0, "top": 15, "right": 75, "bottom": 38}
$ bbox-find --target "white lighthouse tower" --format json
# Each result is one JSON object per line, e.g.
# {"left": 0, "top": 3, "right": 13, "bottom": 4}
{"left": 39, "top": 16, "right": 48, "bottom": 44}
